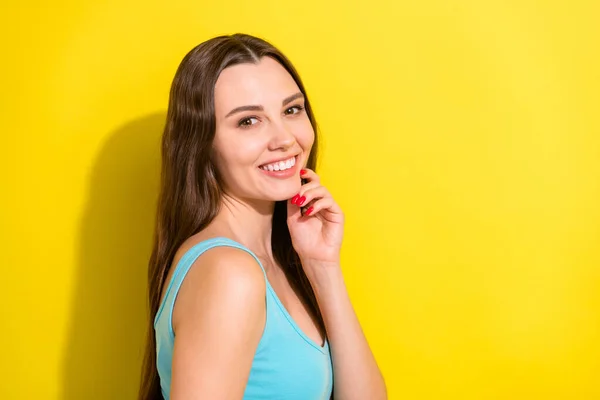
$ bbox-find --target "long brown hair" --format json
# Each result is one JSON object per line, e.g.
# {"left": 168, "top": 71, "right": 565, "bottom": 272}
{"left": 138, "top": 33, "right": 324, "bottom": 399}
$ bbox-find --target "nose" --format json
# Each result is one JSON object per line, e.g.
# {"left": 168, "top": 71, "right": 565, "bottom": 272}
{"left": 268, "top": 123, "right": 296, "bottom": 151}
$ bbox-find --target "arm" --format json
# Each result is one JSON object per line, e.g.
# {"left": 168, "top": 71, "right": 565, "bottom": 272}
{"left": 305, "top": 263, "right": 387, "bottom": 400}
{"left": 170, "top": 246, "right": 266, "bottom": 399}
{"left": 287, "top": 168, "right": 387, "bottom": 400}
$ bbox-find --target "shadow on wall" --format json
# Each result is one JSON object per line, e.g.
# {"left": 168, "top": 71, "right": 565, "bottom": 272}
{"left": 62, "top": 113, "right": 166, "bottom": 399}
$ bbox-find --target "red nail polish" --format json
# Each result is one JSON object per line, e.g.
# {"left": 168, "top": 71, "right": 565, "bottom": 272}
{"left": 291, "top": 194, "right": 299, "bottom": 204}
{"left": 300, "top": 169, "right": 307, "bottom": 175}
{"left": 305, "top": 206, "right": 314, "bottom": 216}
{"left": 297, "top": 196, "right": 306, "bottom": 206}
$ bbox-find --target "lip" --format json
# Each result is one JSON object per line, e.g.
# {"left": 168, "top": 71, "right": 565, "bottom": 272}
{"left": 258, "top": 154, "right": 299, "bottom": 168}
{"left": 258, "top": 154, "right": 300, "bottom": 178}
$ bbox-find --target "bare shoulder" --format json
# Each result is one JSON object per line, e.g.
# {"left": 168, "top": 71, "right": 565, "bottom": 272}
{"left": 184, "top": 244, "right": 265, "bottom": 296}
{"left": 169, "top": 242, "right": 267, "bottom": 398}
{"left": 172, "top": 243, "right": 266, "bottom": 334}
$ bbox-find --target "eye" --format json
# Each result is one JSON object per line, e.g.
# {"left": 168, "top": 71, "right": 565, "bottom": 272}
{"left": 238, "top": 116, "right": 259, "bottom": 128}
{"left": 284, "top": 105, "right": 304, "bottom": 115}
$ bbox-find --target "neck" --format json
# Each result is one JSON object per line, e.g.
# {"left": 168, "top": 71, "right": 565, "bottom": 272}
{"left": 214, "top": 192, "right": 276, "bottom": 262}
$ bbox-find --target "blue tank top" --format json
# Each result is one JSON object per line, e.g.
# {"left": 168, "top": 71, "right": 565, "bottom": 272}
{"left": 154, "top": 237, "right": 333, "bottom": 399}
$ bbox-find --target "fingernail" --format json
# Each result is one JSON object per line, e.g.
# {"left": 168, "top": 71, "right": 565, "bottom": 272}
{"left": 300, "top": 169, "right": 307, "bottom": 175}
{"left": 305, "top": 206, "right": 314, "bottom": 216}
{"left": 297, "top": 196, "right": 306, "bottom": 206}
{"left": 291, "top": 194, "right": 299, "bottom": 204}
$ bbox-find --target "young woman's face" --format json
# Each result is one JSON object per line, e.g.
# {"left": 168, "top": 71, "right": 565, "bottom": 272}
{"left": 212, "top": 56, "right": 314, "bottom": 202}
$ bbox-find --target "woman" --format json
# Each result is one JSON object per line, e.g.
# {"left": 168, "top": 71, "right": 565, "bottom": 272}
{"left": 139, "top": 33, "right": 387, "bottom": 400}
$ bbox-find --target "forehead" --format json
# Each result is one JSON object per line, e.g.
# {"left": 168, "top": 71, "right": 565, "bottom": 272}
{"left": 214, "top": 57, "right": 300, "bottom": 113}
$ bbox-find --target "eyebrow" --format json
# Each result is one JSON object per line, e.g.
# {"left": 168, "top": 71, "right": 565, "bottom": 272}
{"left": 224, "top": 92, "right": 305, "bottom": 118}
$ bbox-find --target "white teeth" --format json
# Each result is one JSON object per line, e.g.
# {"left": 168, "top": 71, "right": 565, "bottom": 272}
{"left": 261, "top": 156, "right": 296, "bottom": 172}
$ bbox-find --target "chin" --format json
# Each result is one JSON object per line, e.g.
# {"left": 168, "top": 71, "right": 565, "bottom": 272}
{"left": 270, "top": 185, "right": 301, "bottom": 202}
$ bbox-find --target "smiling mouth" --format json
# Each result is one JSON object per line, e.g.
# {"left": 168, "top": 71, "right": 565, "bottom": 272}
{"left": 259, "top": 155, "right": 297, "bottom": 172}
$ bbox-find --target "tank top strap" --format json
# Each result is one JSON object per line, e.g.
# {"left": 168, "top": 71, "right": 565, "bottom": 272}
{"left": 153, "top": 236, "right": 267, "bottom": 336}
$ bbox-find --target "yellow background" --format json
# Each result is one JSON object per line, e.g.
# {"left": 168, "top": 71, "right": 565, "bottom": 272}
{"left": 1, "top": 1, "right": 599, "bottom": 399}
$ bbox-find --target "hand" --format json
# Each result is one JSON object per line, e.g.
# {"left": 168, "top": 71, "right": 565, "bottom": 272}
{"left": 286, "top": 169, "right": 345, "bottom": 271}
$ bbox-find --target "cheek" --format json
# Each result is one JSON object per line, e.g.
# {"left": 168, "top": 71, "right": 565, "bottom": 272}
{"left": 214, "top": 133, "right": 265, "bottom": 170}
{"left": 295, "top": 118, "right": 315, "bottom": 150}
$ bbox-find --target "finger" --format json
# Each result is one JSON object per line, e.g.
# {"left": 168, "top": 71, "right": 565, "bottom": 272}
{"left": 295, "top": 185, "right": 331, "bottom": 208}
{"left": 299, "top": 168, "right": 321, "bottom": 185}
{"left": 303, "top": 197, "right": 344, "bottom": 223}
{"left": 291, "top": 169, "right": 322, "bottom": 205}
{"left": 287, "top": 196, "right": 302, "bottom": 223}
{"left": 292, "top": 181, "right": 321, "bottom": 205}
